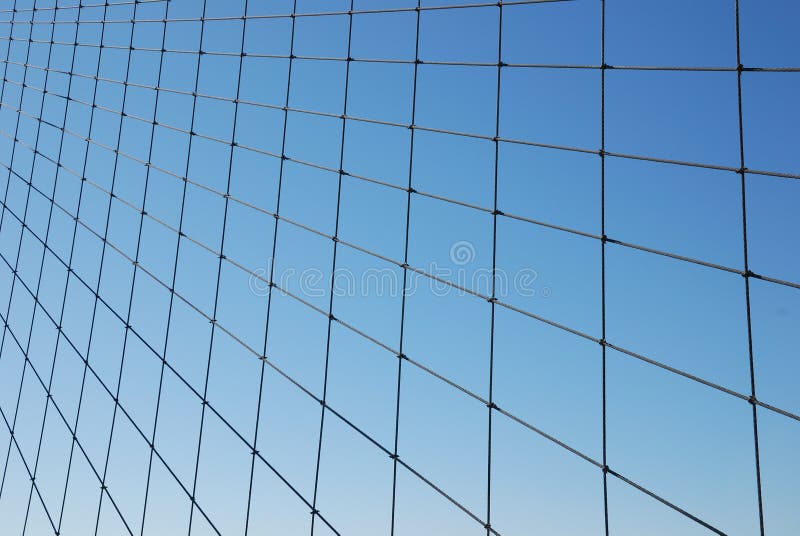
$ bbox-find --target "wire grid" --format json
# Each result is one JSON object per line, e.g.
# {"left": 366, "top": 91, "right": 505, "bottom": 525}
{"left": 0, "top": 1, "right": 797, "bottom": 535}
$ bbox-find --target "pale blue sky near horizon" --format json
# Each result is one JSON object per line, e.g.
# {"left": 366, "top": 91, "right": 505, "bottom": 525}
{"left": 0, "top": 1, "right": 798, "bottom": 535}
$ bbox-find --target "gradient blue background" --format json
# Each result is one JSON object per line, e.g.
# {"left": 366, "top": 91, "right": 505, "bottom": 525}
{"left": 0, "top": 0, "right": 798, "bottom": 535}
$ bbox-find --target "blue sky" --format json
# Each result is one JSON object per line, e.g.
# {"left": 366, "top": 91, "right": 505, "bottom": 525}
{"left": 0, "top": 1, "right": 798, "bottom": 535}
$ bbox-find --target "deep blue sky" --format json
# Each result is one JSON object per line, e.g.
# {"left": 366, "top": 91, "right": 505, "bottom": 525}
{"left": 0, "top": 1, "right": 798, "bottom": 535}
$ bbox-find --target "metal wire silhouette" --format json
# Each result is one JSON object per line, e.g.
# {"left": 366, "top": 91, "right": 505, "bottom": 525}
{"left": 0, "top": 1, "right": 797, "bottom": 535}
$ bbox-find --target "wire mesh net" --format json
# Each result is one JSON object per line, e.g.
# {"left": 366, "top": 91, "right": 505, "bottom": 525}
{"left": 0, "top": 1, "right": 798, "bottom": 535}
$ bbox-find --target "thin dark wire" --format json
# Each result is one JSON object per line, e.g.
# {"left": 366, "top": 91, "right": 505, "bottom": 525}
{"left": 188, "top": 0, "right": 248, "bottom": 534}
{"left": 15, "top": 4, "right": 69, "bottom": 533}
{"left": 734, "top": 2, "right": 765, "bottom": 534}
{"left": 485, "top": 3, "right": 503, "bottom": 535}
{"left": 6, "top": 52, "right": 800, "bottom": 93}
{"left": 600, "top": 1, "right": 610, "bottom": 534}
{"left": 74, "top": 0, "right": 165, "bottom": 533}
{"left": 0, "top": 0, "right": 166, "bottom": 15}
{"left": 91, "top": 1, "right": 141, "bottom": 533}
{"left": 0, "top": 0, "right": 39, "bottom": 508}
{"left": 0, "top": 1, "right": 574, "bottom": 21}
{"left": 0, "top": 0, "right": 18, "bottom": 503}
{"left": 310, "top": 1, "right": 354, "bottom": 532}
{"left": 178, "top": 2, "right": 215, "bottom": 534}
{"left": 53, "top": 0, "right": 115, "bottom": 526}
{"left": 4, "top": 55, "right": 800, "bottom": 190}
{"left": 0, "top": 0, "right": 20, "bottom": 344}
{"left": 6, "top": 33, "right": 800, "bottom": 76}
{"left": 4, "top": 30, "right": 800, "bottom": 72}
{"left": 135, "top": 2, "right": 181, "bottom": 534}
{"left": 390, "top": 1, "right": 421, "bottom": 533}
{"left": 136, "top": 1, "right": 174, "bottom": 532}
{"left": 47, "top": 1, "right": 120, "bottom": 531}
{"left": 243, "top": 0, "right": 299, "bottom": 532}
{"left": 0, "top": 0, "right": 15, "bottom": 100}
{"left": 606, "top": 467, "right": 727, "bottom": 536}
{"left": 0, "top": 6, "right": 32, "bottom": 330}
{"left": 0, "top": 154, "right": 739, "bottom": 536}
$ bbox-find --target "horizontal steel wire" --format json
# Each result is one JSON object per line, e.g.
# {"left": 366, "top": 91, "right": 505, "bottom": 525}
{"left": 2, "top": 71, "right": 799, "bottom": 296}
{"left": 0, "top": 0, "right": 167, "bottom": 15}
{"left": 0, "top": 0, "right": 572, "bottom": 20}
{"left": 3, "top": 55, "right": 799, "bottom": 183}
{"left": 3, "top": 34, "right": 800, "bottom": 75}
